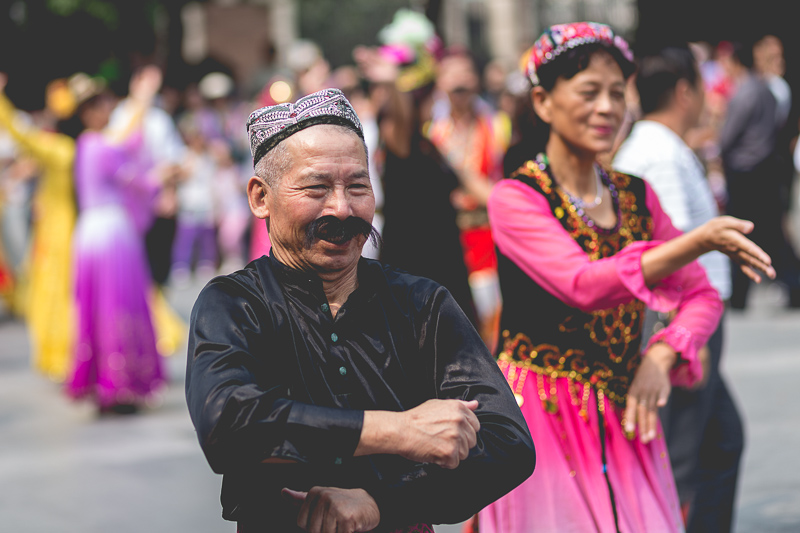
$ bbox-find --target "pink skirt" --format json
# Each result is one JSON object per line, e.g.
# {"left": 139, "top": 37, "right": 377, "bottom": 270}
{"left": 67, "top": 206, "right": 164, "bottom": 407}
{"left": 478, "top": 371, "right": 684, "bottom": 533}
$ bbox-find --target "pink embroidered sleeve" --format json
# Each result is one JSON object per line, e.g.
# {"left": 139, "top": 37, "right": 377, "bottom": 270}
{"left": 488, "top": 179, "right": 723, "bottom": 387}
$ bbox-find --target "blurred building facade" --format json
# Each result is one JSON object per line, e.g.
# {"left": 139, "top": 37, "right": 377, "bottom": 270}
{"left": 442, "top": 0, "right": 637, "bottom": 68}
{"left": 181, "top": 0, "right": 638, "bottom": 85}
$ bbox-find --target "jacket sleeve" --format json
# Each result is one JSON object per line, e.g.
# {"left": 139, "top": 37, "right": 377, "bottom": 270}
{"left": 0, "top": 91, "right": 73, "bottom": 168}
{"left": 185, "top": 276, "right": 364, "bottom": 474}
{"left": 366, "top": 286, "right": 536, "bottom": 526}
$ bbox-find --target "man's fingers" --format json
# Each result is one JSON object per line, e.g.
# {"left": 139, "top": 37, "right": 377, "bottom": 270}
{"left": 296, "top": 497, "right": 311, "bottom": 531}
{"left": 461, "top": 400, "right": 479, "bottom": 411}
{"left": 466, "top": 425, "right": 478, "bottom": 449}
{"left": 322, "top": 502, "right": 340, "bottom": 533}
{"left": 282, "top": 488, "right": 307, "bottom": 509}
{"left": 465, "top": 408, "right": 481, "bottom": 433}
{"left": 459, "top": 438, "right": 470, "bottom": 462}
{"left": 306, "top": 491, "right": 328, "bottom": 533}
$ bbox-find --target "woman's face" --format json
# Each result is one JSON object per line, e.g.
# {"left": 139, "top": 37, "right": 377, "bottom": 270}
{"left": 532, "top": 51, "right": 627, "bottom": 156}
{"left": 80, "top": 93, "right": 117, "bottom": 131}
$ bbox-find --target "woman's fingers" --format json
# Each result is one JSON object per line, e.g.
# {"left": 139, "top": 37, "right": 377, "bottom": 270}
{"left": 637, "top": 401, "right": 649, "bottom": 441}
{"left": 726, "top": 230, "right": 771, "bottom": 266}
{"left": 739, "top": 264, "right": 762, "bottom": 283}
{"left": 721, "top": 215, "right": 754, "bottom": 235}
{"left": 734, "top": 248, "right": 775, "bottom": 281}
{"left": 623, "top": 395, "right": 638, "bottom": 434}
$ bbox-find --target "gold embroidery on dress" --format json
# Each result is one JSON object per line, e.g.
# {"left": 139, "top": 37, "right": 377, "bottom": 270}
{"left": 500, "top": 165, "right": 653, "bottom": 408}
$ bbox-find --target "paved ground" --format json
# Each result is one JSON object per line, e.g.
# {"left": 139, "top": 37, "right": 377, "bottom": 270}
{"left": 1, "top": 275, "right": 799, "bottom": 532}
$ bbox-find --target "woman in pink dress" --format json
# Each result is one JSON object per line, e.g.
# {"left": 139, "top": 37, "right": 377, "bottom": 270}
{"left": 67, "top": 67, "right": 166, "bottom": 413}
{"left": 476, "top": 23, "right": 774, "bottom": 532}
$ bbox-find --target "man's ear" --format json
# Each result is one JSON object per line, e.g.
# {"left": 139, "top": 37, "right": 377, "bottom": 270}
{"left": 247, "top": 176, "right": 270, "bottom": 219}
{"left": 531, "top": 86, "right": 553, "bottom": 124}
{"left": 674, "top": 78, "right": 692, "bottom": 110}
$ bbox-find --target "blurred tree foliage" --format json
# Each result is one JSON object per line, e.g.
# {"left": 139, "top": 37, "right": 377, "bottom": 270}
{"left": 298, "top": 0, "right": 413, "bottom": 68}
{"left": 0, "top": 0, "right": 435, "bottom": 109}
{"left": 0, "top": 0, "right": 186, "bottom": 110}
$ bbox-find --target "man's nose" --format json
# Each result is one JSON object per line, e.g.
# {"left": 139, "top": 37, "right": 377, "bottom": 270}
{"left": 326, "top": 188, "right": 354, "bottom": 219}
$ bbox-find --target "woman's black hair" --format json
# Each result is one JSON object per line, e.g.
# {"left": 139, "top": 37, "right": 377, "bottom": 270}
{"left": 536, "top": 41, "right": 636, "bottom": 91}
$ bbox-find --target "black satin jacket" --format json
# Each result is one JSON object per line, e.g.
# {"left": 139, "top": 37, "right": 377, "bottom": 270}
{"left": 186, "top": 254, "right": 535, "bottom": 530}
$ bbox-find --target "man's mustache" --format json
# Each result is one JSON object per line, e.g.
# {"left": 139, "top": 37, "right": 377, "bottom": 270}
{"left": 304, "top": 215, "right": 382, "bottom": 249}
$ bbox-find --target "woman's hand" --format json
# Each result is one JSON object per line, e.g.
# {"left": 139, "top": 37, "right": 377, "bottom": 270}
{"left": 624, "top": 342, "right": 676, "bottom": 444}
{"left": 697, "top": 216, "right": 775, "bottom": 282}
{"left": 128, "top": 65, "right": 163, "bottom": 104}
{"left": 0, "top": 72, "right": 7, "bottom": 93}
{"left": 353, "top": 46, "right": 399, "bottom": 85}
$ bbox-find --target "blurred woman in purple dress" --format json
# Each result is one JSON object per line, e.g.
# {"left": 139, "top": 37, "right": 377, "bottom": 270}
{"left": 67, "top": 67, "right": 166, "bottom": 413}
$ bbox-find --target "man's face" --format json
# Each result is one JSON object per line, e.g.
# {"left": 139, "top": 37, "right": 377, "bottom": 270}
{"left": 264, "top": 125, "right": 374, "bottom": 275}
{"left": 437, "top": 56, "right": 479, "bottom": 113}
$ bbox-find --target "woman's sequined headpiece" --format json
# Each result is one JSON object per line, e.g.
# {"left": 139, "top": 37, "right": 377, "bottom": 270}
{"left": 525, "top": 22, "right": 633, "bottom": 86}
{"left": 247, "top": 88, "right": 363, "bottom": 165}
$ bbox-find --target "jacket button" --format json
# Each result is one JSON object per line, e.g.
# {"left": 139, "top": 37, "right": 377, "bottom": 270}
{"left": 331, "top": 332, "right": 338, "bottom": 342}
{"left": 339, "top": 366, "right": 347, "bottom": 376}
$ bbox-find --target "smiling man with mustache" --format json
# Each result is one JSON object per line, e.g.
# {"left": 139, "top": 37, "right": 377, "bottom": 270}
{"left": 185, "top": 88, "right": 535, "bottom": 533}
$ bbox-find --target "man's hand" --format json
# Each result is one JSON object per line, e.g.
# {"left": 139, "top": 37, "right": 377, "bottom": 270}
{"left": 282, "top": 487, "right": 380, "bottom": 533}
{"left": 624, "top": 343, "right": 675, "bottom": 444}
{"left": 356, "top": 399, "right": 481, "bottom": 469}
{"left": 397, "top": 399, "right": 480, "bottom": 469}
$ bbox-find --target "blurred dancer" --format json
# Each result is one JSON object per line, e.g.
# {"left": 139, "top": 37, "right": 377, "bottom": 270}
{"left": 110, "top": 71, "right": 187, "bottom": 356}
{"left": 0, "top": 73, "right": 77, "bottom": 381}
{"left": 68, "top": 67, "right": 166, "bottom": 413}
{"left": 615, "top": 45, "right": 743, "bottom": 532}
{"left": 428, "top": 49, "right": 504, "bottom": 345}
{"left": 355, "top": 9, "right": 477, "bottom": 325}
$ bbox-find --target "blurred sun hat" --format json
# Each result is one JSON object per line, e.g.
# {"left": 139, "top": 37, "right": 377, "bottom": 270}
{"left": 46, "top": 73, "right": 106, "bottom": 119}
{"left": 378, "top": 9, "right": 442, "bottom": 92}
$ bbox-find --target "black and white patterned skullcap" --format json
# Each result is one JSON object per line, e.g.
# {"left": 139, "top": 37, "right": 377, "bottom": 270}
{"left": 247, "top": 88, "right": 364, "bottom": 165}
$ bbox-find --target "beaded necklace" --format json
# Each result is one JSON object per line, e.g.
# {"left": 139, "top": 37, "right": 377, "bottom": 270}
{"left": 534, "top": 152, "right": 621, "bottom": 234}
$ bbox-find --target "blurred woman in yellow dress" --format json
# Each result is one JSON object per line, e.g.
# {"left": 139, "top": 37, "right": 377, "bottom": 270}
{"left": 0, "top": 72, "right": 78, "bottom": 381}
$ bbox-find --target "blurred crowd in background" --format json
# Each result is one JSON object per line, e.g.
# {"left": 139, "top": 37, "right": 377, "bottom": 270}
{"left": 1, "top": 7, "right": 799, "bottom": 399}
